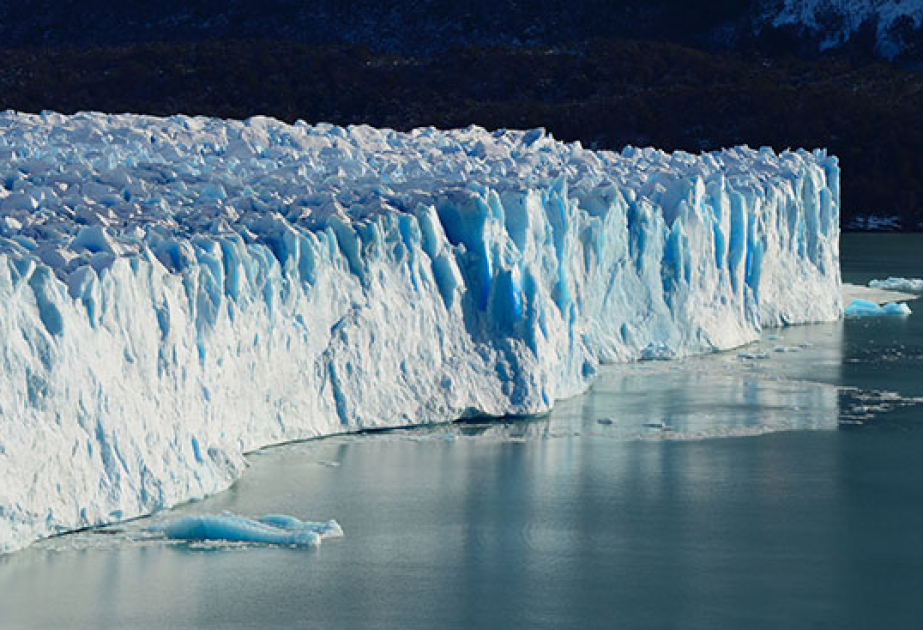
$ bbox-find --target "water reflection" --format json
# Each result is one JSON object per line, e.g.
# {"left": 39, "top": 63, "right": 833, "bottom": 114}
{"left": 8, "top": 307, "right": 923, "bottom": 628}
{"left": 357, "top": 321, "right": 848, "bottom": 444}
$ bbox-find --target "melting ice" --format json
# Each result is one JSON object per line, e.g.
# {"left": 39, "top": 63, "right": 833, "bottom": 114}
{"left": 159, "top": 513, "right": 342, "bottom": 547}
{"left": 0, "top": 112, "right": 841, "bottom": 552}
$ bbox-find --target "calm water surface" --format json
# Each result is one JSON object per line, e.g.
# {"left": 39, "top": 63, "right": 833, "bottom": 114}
{"left": 1, "top": 234, "right": 922, "bottom": 629}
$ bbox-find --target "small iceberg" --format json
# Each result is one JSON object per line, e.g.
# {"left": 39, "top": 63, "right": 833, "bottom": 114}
{"left": 842, "top": 282, "right": 916, "bottom": 306}
{"left": 869, "top": 277, "right": 923, "bottom": 293}
{"left": 159, "top": 513, "right": 343, "bottom": 547}
{"left": 844, "top": 299, "right": 912, "bottom": 317}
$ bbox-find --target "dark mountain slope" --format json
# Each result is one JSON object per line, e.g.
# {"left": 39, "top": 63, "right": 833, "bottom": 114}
{"left": 1, "top": 39, "right": 920, "bottom": 229}
{"left": 2, "top": 1, "right": 921, "bottom": 64}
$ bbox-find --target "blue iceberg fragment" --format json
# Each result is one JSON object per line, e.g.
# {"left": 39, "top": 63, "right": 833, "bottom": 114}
{"left": 844, "top": 299, "right": 912, "bottom": 317}
{"left": 161, "top": 513, "right": 342, "bottom": 547}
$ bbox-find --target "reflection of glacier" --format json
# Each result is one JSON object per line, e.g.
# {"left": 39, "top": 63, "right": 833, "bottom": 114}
{"left": 0, "top": 112, "right": 840, "bottom": 552}
{"left": 426, "top": 325, "right": 847, "bottom": 442}
{"left": 568, "top": 321, "right": 846, "bottom": 439}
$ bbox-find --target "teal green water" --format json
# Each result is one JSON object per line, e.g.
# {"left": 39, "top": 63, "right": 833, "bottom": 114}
{"left": 1, "top": 235, "right": 921, "bottom": 629}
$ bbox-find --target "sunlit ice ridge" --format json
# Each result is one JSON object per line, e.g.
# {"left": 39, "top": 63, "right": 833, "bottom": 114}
{"left": 0, "top": 111, "right": 841, "bottom": 552}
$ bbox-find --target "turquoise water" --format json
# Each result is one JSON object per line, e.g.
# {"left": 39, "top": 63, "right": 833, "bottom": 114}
{"left": 1, "top": 235, "right": 921, "bottom": 629}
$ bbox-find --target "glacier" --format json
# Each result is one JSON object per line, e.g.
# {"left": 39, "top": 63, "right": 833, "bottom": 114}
{"left": 0, "top": 111, "right": 841, "bottom": 554}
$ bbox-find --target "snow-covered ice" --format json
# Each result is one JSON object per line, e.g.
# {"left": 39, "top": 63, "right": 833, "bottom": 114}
{"left": 844, "top": 299, "right": 912, "bottom": 317}
{"left": 0, "top": 111, "right": 841, "bottom": 553}
{"left": 869, "top": 277, "right": 923, "bottom": 293}
{"left": 762, "top": 0, "right": 923, "bottom": 59}
{"left": 843, "top": 282, "right": 917, "bottom": 306}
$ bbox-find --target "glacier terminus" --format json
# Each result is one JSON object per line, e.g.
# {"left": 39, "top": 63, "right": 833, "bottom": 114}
{"left": 0, "top": 111, "right": 841, "bottom": 553}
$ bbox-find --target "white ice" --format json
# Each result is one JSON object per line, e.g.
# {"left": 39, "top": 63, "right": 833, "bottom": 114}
{"left": 843, "top": 282, "right": 917, "bottom": 306}
{"left": 0, "top": 111, "right": 841, "bottom": 553}
{"left": 869, "top": 277, "right": 923, "bottom": 293}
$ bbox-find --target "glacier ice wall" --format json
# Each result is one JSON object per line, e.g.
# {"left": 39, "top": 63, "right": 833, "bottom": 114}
{"left": 0, "top": 112, "right": 841, "bottom": 553}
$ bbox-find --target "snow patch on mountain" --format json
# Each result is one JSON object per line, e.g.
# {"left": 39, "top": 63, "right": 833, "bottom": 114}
{"left": 761, "top": 0, "right": 923, "bottom": 58}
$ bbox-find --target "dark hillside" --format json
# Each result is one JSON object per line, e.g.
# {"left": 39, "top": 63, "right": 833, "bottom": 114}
{"left": 0, "top": 1, "right": 757, "bottom": 54}
{"left": 1, "top": 39, "right": 920, "bottom": 229}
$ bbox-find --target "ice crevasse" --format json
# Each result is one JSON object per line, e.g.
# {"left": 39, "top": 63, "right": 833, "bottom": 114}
{"left": 0, "top": 112, "right": 841, "bottom": 552}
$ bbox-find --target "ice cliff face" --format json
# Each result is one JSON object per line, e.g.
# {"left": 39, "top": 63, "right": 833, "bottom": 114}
{"left": 0, "top": 112, "right": 841, "bottom": 553}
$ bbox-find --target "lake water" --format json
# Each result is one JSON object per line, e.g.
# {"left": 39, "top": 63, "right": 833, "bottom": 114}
{"left": 2, "top": 234, "right": 922, "bottom": 629}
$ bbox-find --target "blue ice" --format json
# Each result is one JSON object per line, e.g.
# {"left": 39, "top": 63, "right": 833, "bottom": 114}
{"left": 160, "top": 513, "right": 342, "bottom": 547}
{"left": 844, "top": 299, "right": 912, "bottom": 317}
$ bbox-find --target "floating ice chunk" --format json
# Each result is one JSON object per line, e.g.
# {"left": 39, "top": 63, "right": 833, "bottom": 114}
{"left": 869, "top": 277, "right": 923, "bottom": 293}
{"left": 844, "top": 299, "right": 912, "bottom": 317}
{"left": 738, "top": 351, "right": 770, "bottom": 360}
{"left": 160, "top": 513, "right": 342, "bottom": 547}
{"left": 843, "top": 282, "right": 916, "bottom": 306}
